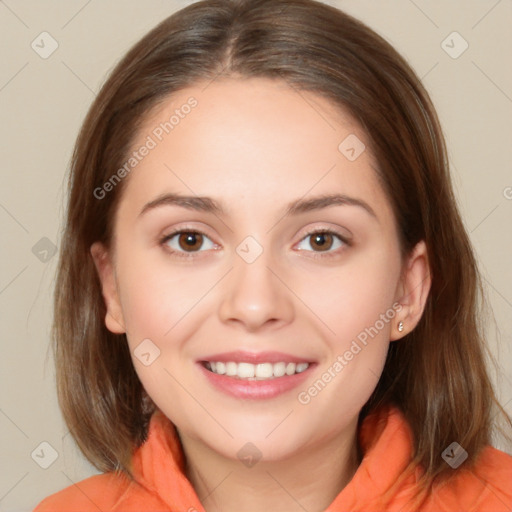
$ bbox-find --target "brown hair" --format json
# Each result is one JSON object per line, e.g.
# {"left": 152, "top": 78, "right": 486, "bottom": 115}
{"left": 52, "top": 0, "right": 511, "bottom": 505}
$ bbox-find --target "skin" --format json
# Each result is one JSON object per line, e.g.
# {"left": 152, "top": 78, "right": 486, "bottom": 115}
{"left": 91, "top": 77, "right": 431, "bottom": 512}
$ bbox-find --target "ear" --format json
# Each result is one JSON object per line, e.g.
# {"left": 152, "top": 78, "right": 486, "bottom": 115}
{"left": 90, "top": 241, "right": 126, "bottom": 334}
{"left": 391, "top": 240, "right": 431, "bottom": 341}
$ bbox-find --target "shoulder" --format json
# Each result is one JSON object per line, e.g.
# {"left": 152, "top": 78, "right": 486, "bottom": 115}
{"left": 428, "top": 445, "right": 512, "bottom": 511}
{"left": 33, "top": 471, "right": 133, "bottom": 512}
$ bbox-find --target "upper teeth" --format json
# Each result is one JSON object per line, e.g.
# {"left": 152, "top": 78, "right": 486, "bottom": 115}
{"left": 205, "top": 361, "right": 310, "bottom": 380}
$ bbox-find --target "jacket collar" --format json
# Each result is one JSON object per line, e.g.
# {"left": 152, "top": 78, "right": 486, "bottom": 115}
{"left": 131, "top": 403, "right": 418, "bottom": 511}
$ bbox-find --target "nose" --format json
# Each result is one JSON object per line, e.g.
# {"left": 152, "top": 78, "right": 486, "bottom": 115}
{"left": 217, "top": 250, "right": 295, "bottom": 332}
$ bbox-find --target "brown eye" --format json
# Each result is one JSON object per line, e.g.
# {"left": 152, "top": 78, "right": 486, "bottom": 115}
{"left": 178, "top": 232, "right": 204, "bottom": 252}
{"left": 309, "top": 232, "right": 334, "bottom": 252}
{"left": 296, "top": 229, "right": 348, "bottom": 257}
{"left": 161, "top": 230, "right": 216, "bottom": 257}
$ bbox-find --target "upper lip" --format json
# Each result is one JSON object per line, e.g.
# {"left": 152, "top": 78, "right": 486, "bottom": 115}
{"left": 198, "top": 350, "right": 315, "bottom": 364}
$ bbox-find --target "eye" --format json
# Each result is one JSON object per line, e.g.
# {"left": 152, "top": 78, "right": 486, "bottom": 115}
{"left": 296, "top": 229, "right": 349, "bottom": 257}
{"left": 160, "top": 229, "right": 216, "bottom": 258}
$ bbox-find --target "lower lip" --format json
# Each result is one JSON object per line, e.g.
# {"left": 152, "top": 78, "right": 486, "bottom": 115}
{"left": 197, "top": 362, "right": 316, "bottom": 400}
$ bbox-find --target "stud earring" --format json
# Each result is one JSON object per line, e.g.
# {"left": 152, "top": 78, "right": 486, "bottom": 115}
{"left": 398, "top": 321, "right": 404, "bottom": 332}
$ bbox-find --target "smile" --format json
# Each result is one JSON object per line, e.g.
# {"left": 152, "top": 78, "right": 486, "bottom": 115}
{"left": 202, "top": 361, "right": 310, "bottom": 380}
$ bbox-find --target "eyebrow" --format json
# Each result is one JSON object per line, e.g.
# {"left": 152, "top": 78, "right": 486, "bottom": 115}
{"left": 138, "top": 192, "right": 377, "bottom": 220}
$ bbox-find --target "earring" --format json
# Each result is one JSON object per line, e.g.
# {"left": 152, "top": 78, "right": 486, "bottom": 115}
{"left": 398, "top": 321, "right": 404, "bottom": 332}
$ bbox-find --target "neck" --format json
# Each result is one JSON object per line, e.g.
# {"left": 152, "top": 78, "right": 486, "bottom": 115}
{"left": 178, "top": 419, "right": 361, "bottom": 512}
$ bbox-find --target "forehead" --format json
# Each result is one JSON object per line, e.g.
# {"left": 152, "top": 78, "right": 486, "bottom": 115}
{"left": 116, "top": 77, "right": 389, "bottom": 222}
{"left": 139, "top": 76, "right": 365, "bottom": 163}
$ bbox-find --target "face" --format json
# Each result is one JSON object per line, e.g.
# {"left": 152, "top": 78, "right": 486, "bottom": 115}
{"left": 92, "top": 77, "right": 429, "bottom": 463}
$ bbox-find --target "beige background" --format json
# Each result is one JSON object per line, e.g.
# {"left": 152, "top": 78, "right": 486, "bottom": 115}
{"left": 0, "top": 1, "right": 511, "bottom": 510}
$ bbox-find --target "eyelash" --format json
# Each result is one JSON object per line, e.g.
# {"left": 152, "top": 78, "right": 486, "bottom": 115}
{"left": 159, "top": 226, "right": 351, "bottom": 260}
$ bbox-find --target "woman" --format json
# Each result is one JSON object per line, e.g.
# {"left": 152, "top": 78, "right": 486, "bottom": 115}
{"left": 35, "top": 0, "right": 512, "bottom": 510}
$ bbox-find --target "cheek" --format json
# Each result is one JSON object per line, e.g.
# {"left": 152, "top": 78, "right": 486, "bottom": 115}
{"left": 114, "top": 252, "right": 210, "bottom": 417}
{"left": 305, "top": 250, "right": 400, "bottom": 418}
{"left": 114, "top": 243, "right": 212, "bottom": 343}
{"left": 296, "top": 263, "right": 399, "bottom": 424}
{"left": 297, "top": 337, "right": 389, "bottom": 435}
{"left": 297, "top": 246, "right": 401, "bottom": 344}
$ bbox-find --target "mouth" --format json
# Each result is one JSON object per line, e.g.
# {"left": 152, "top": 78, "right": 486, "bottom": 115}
{"left": 200, "top": 360, "right": 311, "bottom": 380}
{"left": 196, "top": 351, "right": 317, "bottom": 399}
